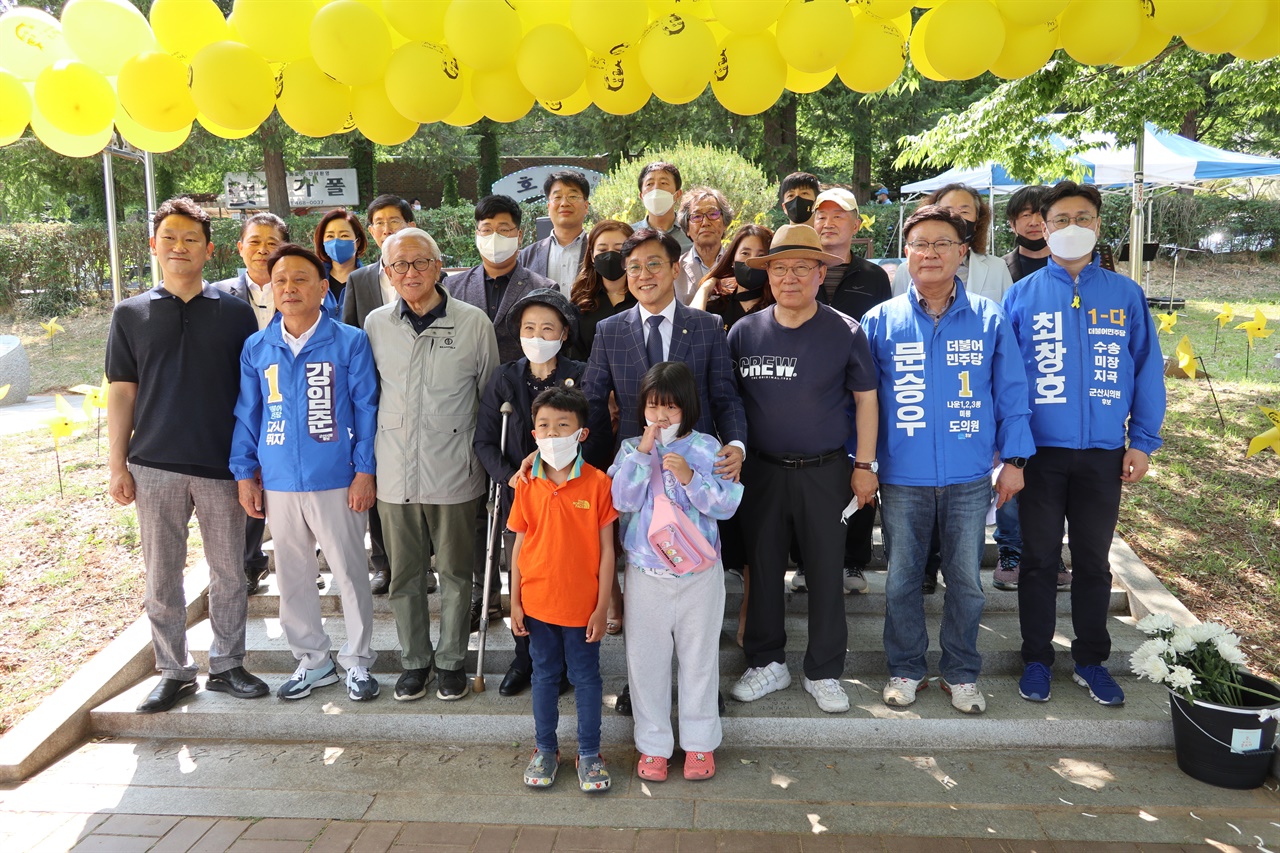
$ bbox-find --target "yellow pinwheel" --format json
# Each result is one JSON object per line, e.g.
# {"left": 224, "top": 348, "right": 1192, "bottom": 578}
{"left": 70, "top": 376, "right": 109, "bottom": 417}
{"left": 859, "top": 213, "right": 876, "bottom": 233}
{"left": 1247, "top": 406, "right": 1280, "bottom": 458}
{"left": 40, "top": 317, "right": 64, "bottom": 342}
{"left": 1236, "top": 309, "right": 1274, "bottom": 348}
{"left": 1216, "top": 303, "right": 1234, "bottom": 328}
{"left": 1156, "top": 311, "right": 1177, "bottom": 334}
{"left": 54, "top": 393, "right": 88, "bottom": 426}
{"left": 0, "top": 383, "right": 9, "bottom": 402}
{"left": 41, "top": 410, "right": 78, "bottom": 497}
{"left": 1174, "top": 335, "right": 1195, "bottom": 380}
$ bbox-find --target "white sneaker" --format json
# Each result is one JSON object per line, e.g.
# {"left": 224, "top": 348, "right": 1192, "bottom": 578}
{"left": 942, "top": 679, "right": 986, "bottom": 714}
{"left": 843, "top": 567, "right": 868, "bottom": 594}
{"left": 789, "top": 570, "right": 807, "bottom": 592}
{"left": 802, "top": 676, "right": 850, "bottom": 713}
{"left": 731, "top": 661, "right": 792, "bottom": 702}
{"left": 882, "top": 676, "right": 927, "bottom": 707}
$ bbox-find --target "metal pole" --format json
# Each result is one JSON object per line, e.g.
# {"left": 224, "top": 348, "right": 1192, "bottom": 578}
{"left": 102, "top": 147, "right": 122, "bottom": 305}
{"left": 1130, "top": 124, "right": 1146, "bottom": 289}
{"left": 897, "top": 202, "right": 904, "bottom": 257}
{"left": 143, "top": 151, "right": 160, "bottom": 289}
{"left": 988, "top": 186, "right": 996, "bottom": 254}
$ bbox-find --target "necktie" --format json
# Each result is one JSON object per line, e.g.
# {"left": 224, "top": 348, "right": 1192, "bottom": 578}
{"left": 646, "top": 315, "right": 665, "bottom": 367}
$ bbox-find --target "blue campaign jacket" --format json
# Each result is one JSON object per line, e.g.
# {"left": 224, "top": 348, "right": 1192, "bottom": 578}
{"left": 861, "top": 281, "right": 1035, "bottom": 487}
{"left": 230, "top": 312, "right": 379, "bottom": 492}
{"left": 1001, "top": 258, "right": 1165, "bottom": 456}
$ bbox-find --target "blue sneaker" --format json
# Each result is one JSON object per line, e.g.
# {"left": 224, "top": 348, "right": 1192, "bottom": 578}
{"left": 1018, "top": 662, "right": 1053, "bottom": 702}
{"left": 1073, "top": 664, "right": 1124, "bottom": 706}
{"left": 277, "top": 660, "right": 340, "bottom": 700}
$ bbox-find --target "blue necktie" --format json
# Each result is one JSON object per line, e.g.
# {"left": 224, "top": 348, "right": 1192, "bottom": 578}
{"left": 646, "top": 315, "right": 665, "bottom": 367}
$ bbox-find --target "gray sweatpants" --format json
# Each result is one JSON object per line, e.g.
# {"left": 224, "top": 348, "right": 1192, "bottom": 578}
{"left": 266, "top": 488, "right": 376, "bottom": 671}
{"left": 624, "top": 564, "right": 725, "bottom": 758}
{"left": 130, "top": 463, "right": 247, "bottom": 680}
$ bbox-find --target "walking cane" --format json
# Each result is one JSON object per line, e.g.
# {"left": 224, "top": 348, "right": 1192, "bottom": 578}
{"left": 474, "top": 401, "right": 514, "bottom": 693}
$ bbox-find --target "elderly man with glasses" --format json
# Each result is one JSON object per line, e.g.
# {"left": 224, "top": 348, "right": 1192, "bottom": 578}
{"left": 726, "top": 223, "right": 880, "bottom": 715}
{"left": 674, "top": 187, "right": 732, "bottom": 305}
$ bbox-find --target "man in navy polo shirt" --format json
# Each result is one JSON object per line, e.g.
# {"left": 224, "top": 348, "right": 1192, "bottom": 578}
{"left": 106, "top": 197, "right": 270, "bottom": 713}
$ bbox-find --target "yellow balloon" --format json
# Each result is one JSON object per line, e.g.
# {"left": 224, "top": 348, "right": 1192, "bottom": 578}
{"left": 278, "top": 58, "right": 353, "bottom": 137}
{"left": 352, "top": 81, "right": 417, "bottom": 144}
{"left": 776, "top": 0, "right": 855, "bottom": 73}
{"left": 1060, "top": 0, "right": 1140, "bottom": 65}
{"left": 920, "top": 0, "right": 1004, "bottom": 80}
{"left": 197, "top": 112, "right": 256, "bottom": 139}
{"left": 993, "top": 0, "right": 1068, "bottom": 25}
{"left": 230, "top": 0, "right": 315, "bottom": 63}
{"left": 1183, "top": 0, "right": 1268, "bottom": 54}
{"left": 150, "top": 0, "right": 229, "bottom": 62}
{"left": 838, "top": 12, "right": 906, "bottom": 93}
{"left": 190, "top": 41, "right": 275, "bottom": 132}
{"left": 850, "top": 0, "right": 914, "bottom": 16}
{"left": 648, "top": 0, "right": 712, "bottom": 19}
{"left": 520, "top": 0, "right": 571, "bottom": 31}
{"left": 115, "top": 103, "right": 190, "bottom": 153}
{"left": 710, "top": 0, "right": 786, "bottom": 33}
{"left": 0, "top": 7, "right": 72, "bottom": 81}
{"left": 61, "top": 0, "right": 157, "bottom": 76}
{"left": 445, "top": 0, "right": 522, "bottom": 71}
{"left": 586, "top": 47, "right": 652, "bottom": 115}
{"left": 570, "top": 0, "right": 648, "bottom": 55}
{"left": 711, "top": 30, "right": 785, "bottom": 115}
{"left": 118, "top": 51, "right": 197, "bottom": 133}
{"left": 30, "top": 105, "right": 111, "bottom": 157}
{"left": 1113, "top": 12, "right": 1171, "bottom": 66}
{"left": 312, "top": 0, "right": 392, "bottom": 86}
{"left": 785, "top": 64, "right": 835, "bottom": 93}
{"left": 0, "top": 71, "right": 32, "bottom": 140}
{"left": 472, "top": 63, "right": 534, "bottom": 122}
{"left": 517, "top": 24, "right": 588, "bottom": 101}
{"left": 638, "top": 14, "right": 717, "bottom": 104}
{"left": 34, "top": 60, "right": 115, "bottom": 136}
{"left": 989, "top": 17, "right": 1058, "bottom": 78}
{"left": 909, "top": 10, "right": 949, "bottom": 81}
{"left": 539, "top": 82, "right": 592, "bottom": 116}
{"left": 381, "top": 0, "right": 447, "bottom": 42}
{"left": 1233, "top": 0, "right": 1280, "bottom": 59}
{"left": 1147, "top": 0, "right": 1228, "bottom": 36}
{"left": 384, "top": 41, "right": 463, "bottom": 123}
{"left": 443, "top": 66, "right": 483, "bottom": 126}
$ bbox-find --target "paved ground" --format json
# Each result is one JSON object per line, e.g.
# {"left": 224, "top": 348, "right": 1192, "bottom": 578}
{"left": 0, "top": 394, "right": 85, "bottom": 436}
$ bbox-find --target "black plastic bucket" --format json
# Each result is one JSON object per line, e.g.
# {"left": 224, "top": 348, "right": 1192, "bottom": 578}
{"left": 1169, "top": 673, "right": 1280, "bottom": 789}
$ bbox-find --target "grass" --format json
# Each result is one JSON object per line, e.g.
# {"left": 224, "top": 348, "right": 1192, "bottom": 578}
{"left": 4, "top": 308, "right": 113, "bottom": 394}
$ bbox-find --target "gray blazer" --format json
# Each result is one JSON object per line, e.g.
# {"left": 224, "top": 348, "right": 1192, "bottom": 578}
{"left": 213, "top": 269, "right": 253, "bottom": 303}
{"left": 341, "top": 263, "right": 385, "bottom": 329}
{"left": 443, "top": 262, "right": 556, "bottom": 363}
{"left": 517, "top": 233, "right": 587, "bottom": 295}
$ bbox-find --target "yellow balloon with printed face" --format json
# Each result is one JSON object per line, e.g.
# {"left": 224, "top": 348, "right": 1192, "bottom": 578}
{"left": 993, "top": 0, "right": 1068, "bottom": 25}
{"left": 519, "top": 0, "right": 571, "bottom": 30}
{"left": 709, "top": 0, "right": 786, "bottom": 32}
{"left": 586, "top": 48, "right": 652, "bottom": 115}
{"left": 920, "top": 0, "right": 1005, "bottom": 80}
{"left": 472, "top": 63, "right": 534, "bottom": 123}
{"left": 570, "top": 0, "right": 648, "bottom": 55}
{"left": 61, "top": 0, "right": 157, "bottom": 75}
{"left": 230, "top": 0, "right": 316, "bottom": 63}
{"left": 115, "top": 103, "right": 190, "bottom": 154}
{"left": 150, "top": 0, "right": 229, "bottom": 62}
{"left": 638, "top": 14, "right": 717, "bottom": 104}
{"left": 1147, "top": 0, "right": 1228, "bottom": 36}
{"left": 352, "top": 81, "right": 418, "bottom": 145}
{"left": 0, "top": 7, "right": 72, "bottom": 81}
{"left": 34, "top": 59, "right": 115, "bottom": 136}
{"left": 278, "top": 58, "right": 353, "bottom": 137}
{"left": 711, "top": 31, "right": 785, "bottom": 115}
{"left": 0, "top": 71, "right": 32, "bottom": 141}
{"left": 443, "top": 66, "right": 483, "bottom": 127}
{"left": 31, "top": 105, "right": 111, "bottom": 157}
{"left": 1233, "top": 0, "right": 1280, "bottom": 59}
{"left": 190, "top": 41, "right": 275, "bottom": 132}
{"left": 445, "top": 0, "right": 522, "bottom": 71}
{"left": 785, "top": 64, "right": 835, "bottom": 93}
{"left": 838, "top": 11, "right": 906, "bottom": 93}
{"left": 118, "top": 51, "right": 197, "bottom": 133}
{"left": 851, "top": 0, "right": 914, "bottom": 17}
{"left": 776, "top": 0, "right": 855, "bottom": 73}
{"left": 381, "top": 0, "right": 447, "bottom": 41}
{"left": 384, "top": 41, "right": 463, "bottom": 124}
{"left": 312, "top": 0, "right": 392, "bottom": 86}
{"left": 539, "top": 82, "right": 591, "bottom": 117}
{"left": 908, "top": 10, "right": 949, "bottom": 81}
{"left": 988, "top": 17, "right": 1058, "bottom": 78}
{"left": 197, "top": 112, "right": 256, "bottom": 139}
{"left": 1182, "top": 0, "right": 1268, "bottom": 55}
{"left": 1059, "top": 0, "right": 1140, "bottom": 65}
{"left": 517, "top": 24, "right": 588, "bottom": 101}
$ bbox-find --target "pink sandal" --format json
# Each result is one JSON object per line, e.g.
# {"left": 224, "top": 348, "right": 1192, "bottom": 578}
{"left": 684, "top": 751, "right": 715, "bottom": 780}
{"left": 637, "top": 754, "right": 668, "bottom": 782}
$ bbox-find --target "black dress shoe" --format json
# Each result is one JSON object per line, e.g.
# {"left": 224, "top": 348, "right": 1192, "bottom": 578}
{"left": 137, "top": 678, "right": 197, "bottom": 713}
{"left": 559, "top": 673, "right": 573, "bottom": 695}
{"left": 437, "top": 667, "right": 470, "bottom": 700}
{"left": 499, "top": 666, "right": 531, "bottom": 696}
{"left": 615, "top": 683, "right": 632, "bottom": 716}
{"left": 205, "top": 666, "right": 270, "bottom": 699}
{"left": 370, "top": 568, "right": 390, "bottom": 595}
{"left": 246, "top": 568, "right": 268, "bottom": 595}
{"left": 395, "top": 667, "right": 432, "bottom": 701}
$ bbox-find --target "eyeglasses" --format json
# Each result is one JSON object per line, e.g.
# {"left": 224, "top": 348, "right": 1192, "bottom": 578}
{"left": 370, "top": 217, "right": 406, "bottom": 231}
{"left": 1047, "top": 213, "right": 1097, "bottom": 228}
{"left": 688, "top": 210, "right": 723, "bottom": 223}
{"left": 548, "top": 193, "right": 584, "bottom": 204}
{"left": 625, "top": 260, "right": 671, "bottom": 277}
{"left": 476, "top": 225, "right": 519, "bottom": 237}
{"left": 387, "top": 258, "right": 438, "bottom": 275}
{"left": 766, "top": 262, "right": 816, "bottom": 277}
{"left": 906, "top": 239, "right": 961, "bottom": 254}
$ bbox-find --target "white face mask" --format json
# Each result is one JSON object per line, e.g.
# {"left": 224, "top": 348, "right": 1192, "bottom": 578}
{"left": 642, "top": 189, "right": 675, "bottom": 217}
{"left": 1046, "top": 224, "right": 1098, "bottom": 261}
{"left": 476, "top": 232, "right": 519, "bottom": 264}
{"left": 646, "top": 418, "right": 683, "bottom": 445}
{"left": 536, "top": 429, "right": 583, "bottom": 470}
{"left": 520, "top": 335, "right": 562, "bottom": 365}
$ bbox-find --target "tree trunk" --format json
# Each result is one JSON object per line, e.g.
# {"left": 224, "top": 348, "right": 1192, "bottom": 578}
{"left": 1180, "top": 110, "right": 1198, "bottom": 141}
{"left": 348, "top": 133, "right": 375, "bottom": 209}
{"left": 477, "top": 119, "right": 501, "bottom": 197}
{"left": 260, "top": 120, "right": 290, "bottom": 218}
{"left": 762, "top": 94, "right": 798, "bottom": 177}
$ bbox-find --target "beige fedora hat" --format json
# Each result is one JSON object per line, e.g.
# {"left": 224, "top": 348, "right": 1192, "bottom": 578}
{"left": 745, "top": 223, "right": 845, "bottom": 269}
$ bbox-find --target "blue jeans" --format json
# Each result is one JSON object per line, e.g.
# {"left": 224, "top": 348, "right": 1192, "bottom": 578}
{"left": 993, "top": 494, "right": 1022, "bottom": 554}
{"left": 525, "top": 615, "right": 602, "bottom": 758}
{"left": 881, "top": 477, "right": 990, "bottom": 684}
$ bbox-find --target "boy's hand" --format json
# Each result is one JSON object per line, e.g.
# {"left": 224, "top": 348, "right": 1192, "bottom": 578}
{"left": 510, "top": 601, "right": 528, "bottom": 636}
{"left": 637, "top": 422, "right": 660, "bottom": 454}
{"left": 585, "top": 607, "right": 608, "bottom": 643}
{"left": 662, "top": 452, "right": 693, "bottom": 485}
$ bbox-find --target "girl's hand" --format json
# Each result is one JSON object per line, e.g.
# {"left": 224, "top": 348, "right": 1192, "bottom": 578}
{"left": 637, "top": 422, "right": 661, "bottom": 454}
{"left": 663, "top": 452, "right": 693, "bottom": 485}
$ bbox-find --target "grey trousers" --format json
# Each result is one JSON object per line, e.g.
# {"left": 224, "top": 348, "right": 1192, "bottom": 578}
{"left": 130, "top": 463, "right": 247, "bottom": 680}
{"left": 266, "top": 488, "right": 376, "bottom": 671}
{"left": 379, "top": 498, "right": 479, "bottom": 672}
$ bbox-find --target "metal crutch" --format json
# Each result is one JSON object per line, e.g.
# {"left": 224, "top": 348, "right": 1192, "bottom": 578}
{"left": 474, "top": 401, "right": 514, "bottom": 693}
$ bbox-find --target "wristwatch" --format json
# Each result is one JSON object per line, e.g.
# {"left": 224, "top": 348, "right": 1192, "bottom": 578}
{"left": 853, "top": 459, "right": 879, "bottom": 473}
{"left": 1003, "top": 457, "right": 1028, "bottom": 469}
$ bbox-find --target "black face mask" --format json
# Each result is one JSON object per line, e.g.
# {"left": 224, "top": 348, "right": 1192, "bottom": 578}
{"left": 1015, "top": 234, "right": 1048, "bottom": 251}
{"left": 594, "top": 251, "right": 625, "bottom": 282}
{"left": 960, "top": 218, "right": 976, "bottom": 244}
{"left": 783, "top": 196, "right": 814, "bottom": 224}
{"left": 733, "top": 261, "right": 769, "bottom": 291}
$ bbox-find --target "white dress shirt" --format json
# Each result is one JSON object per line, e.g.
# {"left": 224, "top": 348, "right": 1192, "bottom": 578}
{"left": 547, "top": 231, "right": 586, "bottom": 295}
{"left": 638, "top": 297, "right": 678, "bottom": 359}
{"left": 281, "top": 313, "right": 322, "bottom": 357}
{"left": 246, "top": 279, "right": 276, "bottom": 330}
{"left": 377, "top": 263, "right": 396, "bottom": 308}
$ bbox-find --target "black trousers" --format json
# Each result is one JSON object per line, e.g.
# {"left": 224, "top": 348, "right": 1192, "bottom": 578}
{"left": 742, "top": 453, "right": 852, "bottom": 681}
{"left": 844, "top": 502, "right": 876, "bottom": 567}
{"left": 244, "top": 515, "right": 268, "bottom": 576}
{"left": 367, "top": 503, "right": 390, "bottom": 572}
{"left": 1018, "top": 446, "right": 1124, "bottom": 668}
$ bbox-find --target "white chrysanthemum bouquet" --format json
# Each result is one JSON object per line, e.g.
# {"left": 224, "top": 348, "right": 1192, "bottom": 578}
{"left": 1130, "top": 613, "right": 1275, "bottom": 712}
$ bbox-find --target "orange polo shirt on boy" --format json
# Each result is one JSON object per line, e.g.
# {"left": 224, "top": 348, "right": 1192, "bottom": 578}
{"left": 507, "top": 453, "right": 619, "bottom": 628}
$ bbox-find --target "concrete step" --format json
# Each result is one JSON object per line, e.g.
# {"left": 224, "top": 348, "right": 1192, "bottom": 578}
{"left": 89, "top": 670, "right": 1175, "bottom": 751}
{"left": 183, "top": 609, "right": 1148, "bottom": 679}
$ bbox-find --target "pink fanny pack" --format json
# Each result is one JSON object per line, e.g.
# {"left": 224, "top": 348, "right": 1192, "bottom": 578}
{"left": 646, "top": 447, "right": 718, "bottom": 574}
